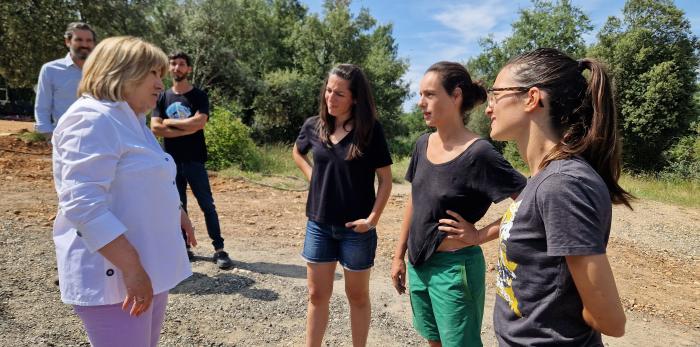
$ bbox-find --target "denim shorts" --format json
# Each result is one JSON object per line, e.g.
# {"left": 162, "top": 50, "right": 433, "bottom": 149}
{"left": 301, "top": 220, "right": 377, "bottom": 271}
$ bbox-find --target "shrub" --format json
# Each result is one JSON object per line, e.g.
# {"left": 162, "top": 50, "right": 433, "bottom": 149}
{"left": 502, "top": 141, "right": 527, "bottom": 172}
{"left": 251, "top": 69, "right": 317, "bottom": 143}
{"left": 662, "top": 123, "right": 700, "bottom": 180}
{"left": 205, "top": 102, "right": 264, "bottom": 171}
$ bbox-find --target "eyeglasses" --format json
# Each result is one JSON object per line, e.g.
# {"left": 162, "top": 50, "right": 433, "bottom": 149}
{"left": 487, "top": 86, "right": 540, "bottom": 107}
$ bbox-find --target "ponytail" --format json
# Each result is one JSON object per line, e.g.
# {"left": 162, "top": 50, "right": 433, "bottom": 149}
{"left": 508, "top": 48, "right": 633, "bottom": 207}
{"left": 578, "top": 59, "right": 633, "bottom": 208}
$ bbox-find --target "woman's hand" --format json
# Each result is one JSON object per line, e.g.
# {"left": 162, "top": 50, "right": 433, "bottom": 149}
{"left": 438, "top": 210, "right": 480, "bottom": 246}
{"left": 180, "top": 209, "right": 197, "bottom": 247}
{"left": 390, "top": 257, "right": 407, "bottom": 294}
{"left": 345, "top": 218, "right": 375, "bottom": 233}
{"left": 121, "top": 265, "right": 154, "bottom": 316}
{"left": 97, "top": 235, "right": 153, "bottom": 316}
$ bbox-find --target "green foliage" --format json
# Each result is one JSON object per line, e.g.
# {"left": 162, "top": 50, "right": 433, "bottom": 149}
{"left": 0, "top": 1, "right": 76, "bottom": 88}
{"left": 0, "top": 0, "right": 161, "bottom": 88}
{"left": 391, "top": 105, "right": 430, "bottom": 157}
{"left": 153, "top": 0, "right": 409, "bottom": 143}
{"left": 467, "top": 0, "right": 592, "bottom": 86}
{"left": 252, "top": 69, "right": 317, "bottom": 143}
{"left": 205, "top": 103, "right": 263, "bottom": 171}
{"left": 17, "top": 130, "right": 48, "bottom": 144}
{"left": 465, "top": 0, "right": 592, "bottom": 141}
{"left": 662, "top": 122, "right": 700, "bottom": 180}
{"left": 589, "top": 0, "right": 700, "bottom": 171}
{"left": 619, "top": 173, "right": 700, "bottom": 208}
{"left": 502, "top": 142, "right": 528, "bottom": 172}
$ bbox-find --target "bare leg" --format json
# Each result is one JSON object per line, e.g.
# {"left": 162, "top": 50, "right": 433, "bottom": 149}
{"left": 306, "top": 262, "right": 337, "bottom": 347}
{"left": 344, "top": 268, "right": 372, "bottom": 347}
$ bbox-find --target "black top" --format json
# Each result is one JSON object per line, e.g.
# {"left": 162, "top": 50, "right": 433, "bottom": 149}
{"left": 405, "top": 133, "right": 526, "bottom": 267}
{"left": 494, "top": 157, "right": 611, "bottom": 346}
{"left": 295, "top": 116, "right": 393, "bottom": 226}
{"left": 153, "top": 87, "right": 210, "bottom": 163}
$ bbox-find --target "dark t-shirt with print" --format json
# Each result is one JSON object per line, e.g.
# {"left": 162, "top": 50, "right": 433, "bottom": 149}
{"left": 494, "top": 157, "right": 612, "bottom": 346}
{"left": 295, "top": 116, "right": 393, "bottom": 226}
{"left": 153, "top": 87, "right": 209, "bottom": 163}
{"left": 405, "top": 133, "right": 526, "bottom": 267}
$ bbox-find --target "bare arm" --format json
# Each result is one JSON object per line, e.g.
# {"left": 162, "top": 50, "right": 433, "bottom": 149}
{"left": 391, "top": 194, "right": 412, "bottom": 294}
{"left": 440, "top": 193, "right": 519, "bottom": 245}
{"left": 365, "top": 165, "right": 392, "bottom": 228}
{"left": 180, "top": 208, "right": 197, "bottom": 247}
{"left": 345, "top": 165, "right": 392, "bottom": 232}
{"left": 292, "top": 143, "right": 313, "bottom": 181}
{"left": 150, "top": 116, "right": 199, "bottom": 138}
{"left": 566, "top": 254, "right": 626, "bottom": 337}
{"left": 98, "top": 235, "right": 152, "bottom": 316}
{"left": 162, "top": 112, "right": 208, "bottom": 132}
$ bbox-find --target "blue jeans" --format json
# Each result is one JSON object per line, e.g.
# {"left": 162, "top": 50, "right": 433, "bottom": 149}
{"left": 301, "top": 220, "right": 377, "bottom": 271}
{"left": 176, "top": 161, "right": 224, "bottom": 250}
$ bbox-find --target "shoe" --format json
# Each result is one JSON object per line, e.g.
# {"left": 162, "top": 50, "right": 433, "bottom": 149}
{"left": 213, "top": 250, "right": 233, "bottom": 269}
{"left": 187, "top": 249, "right": 195, "bottom": 262}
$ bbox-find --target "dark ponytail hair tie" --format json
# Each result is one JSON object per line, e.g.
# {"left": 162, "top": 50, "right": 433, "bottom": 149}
{"left": 577, "top": 59, "right": 587, "bottom": 72}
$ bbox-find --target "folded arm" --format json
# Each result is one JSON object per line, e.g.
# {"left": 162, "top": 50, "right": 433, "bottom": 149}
{"left": 150, "top": 116, "right": 200, "bottom": 138}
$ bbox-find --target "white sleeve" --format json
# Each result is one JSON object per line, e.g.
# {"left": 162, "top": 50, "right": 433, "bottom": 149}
{"left": 53, "top": 110, "right": 128, "bottom": 252}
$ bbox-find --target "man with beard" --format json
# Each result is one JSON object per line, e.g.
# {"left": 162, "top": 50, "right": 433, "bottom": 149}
{"left": 34, "top": 22, "right": 96, "bottom": 137}
{"left": 151, "top": 52, "right": 234, "bottom": 269}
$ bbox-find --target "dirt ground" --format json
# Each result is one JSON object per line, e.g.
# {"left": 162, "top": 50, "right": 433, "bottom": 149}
{"left": 0, "top": 120, "right": 698, "bottom": 346}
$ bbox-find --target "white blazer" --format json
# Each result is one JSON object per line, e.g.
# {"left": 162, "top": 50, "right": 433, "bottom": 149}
{"left": 52, "top": 96, "right": 192, "bottom": 306}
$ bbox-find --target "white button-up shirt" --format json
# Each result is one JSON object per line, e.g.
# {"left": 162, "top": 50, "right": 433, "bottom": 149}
{"left": 52, "top": 95, "right": 192, "bottom": 306}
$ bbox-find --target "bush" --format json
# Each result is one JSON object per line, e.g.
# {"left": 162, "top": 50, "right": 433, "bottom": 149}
{"left": 205, "top": 102, "right": 264, "bottom": 171}
{"left": 251, "top": 69, "right": 318, "bottom": 143}
{"left": 662, "top": 123, "right": 700, "bottom": 180}
{"left": 502, "top": 141, "right": 527, "bottom": 172}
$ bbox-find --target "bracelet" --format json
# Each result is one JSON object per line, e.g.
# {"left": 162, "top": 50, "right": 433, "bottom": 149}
{"left": 365, "top": 219, "right": 376, "bottom": 231}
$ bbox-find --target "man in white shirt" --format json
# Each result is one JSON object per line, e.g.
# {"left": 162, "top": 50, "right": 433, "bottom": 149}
{"left": 34, "top": 22, "right": 96, "bottom": 137}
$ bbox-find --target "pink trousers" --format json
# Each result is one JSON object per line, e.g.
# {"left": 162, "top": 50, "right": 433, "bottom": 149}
{"left": 73, "top": 291, "right": 168, "bottom": 347}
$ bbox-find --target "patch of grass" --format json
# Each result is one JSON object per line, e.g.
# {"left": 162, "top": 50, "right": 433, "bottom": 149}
{"left": 17, "top": 130, "right": 47, "bottom": 144}
{"left": 216, "top": 144, "right": 308, "bottom": 191}
{"left": 620, "top": 174, "right": 699, "bottom": 208}
{"left": 391, "top": 156, "right": 411, "bottom": 183}
{"left": 255, "top": 144, "right": 306, "bottom": 178}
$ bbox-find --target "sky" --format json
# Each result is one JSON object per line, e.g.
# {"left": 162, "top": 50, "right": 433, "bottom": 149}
{"left": 303, "top": 0, "right": 700, "bottom": 111}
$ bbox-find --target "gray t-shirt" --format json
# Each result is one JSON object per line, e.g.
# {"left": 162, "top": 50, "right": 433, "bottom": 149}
{"left": 494, "top": 157, "right": 611, "bottom": 346}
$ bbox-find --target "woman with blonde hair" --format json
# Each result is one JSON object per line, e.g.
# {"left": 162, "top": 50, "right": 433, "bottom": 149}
{"left": 52, "top": 36, "right": 196, "bottom": 346}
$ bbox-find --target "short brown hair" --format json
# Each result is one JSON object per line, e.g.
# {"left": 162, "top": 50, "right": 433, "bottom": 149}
{"left": 64, "top": 22, "right": 96, "bottom": 41}
{"left": 78, "top": 36, "right": 167, "bottom": 101}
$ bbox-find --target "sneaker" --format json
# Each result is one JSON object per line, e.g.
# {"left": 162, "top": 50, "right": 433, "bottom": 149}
{"left": 187, "top": 249, "right": 195, "bottom": 262}
{"left": 213, "top": 251, "right": 234, "bottom": 269}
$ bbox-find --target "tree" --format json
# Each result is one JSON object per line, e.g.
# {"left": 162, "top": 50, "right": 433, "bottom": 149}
{"left": 465, "top": 0, "right": 592, "bottom": 140}
{"left": 0, "top": 0, "right": 76, "bottom": 88}
{"left": 590, "top": 0, "right": 700, "bottom": 171}
{"left": 467, "top": 0, "right": 592, "bottom": 87}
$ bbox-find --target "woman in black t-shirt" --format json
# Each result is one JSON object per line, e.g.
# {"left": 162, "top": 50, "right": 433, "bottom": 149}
{"left": 391, "top": 62, "right": 525, "bottom": 346}
{"left": 292, "top": 64, "right": 392, "bottom": 347}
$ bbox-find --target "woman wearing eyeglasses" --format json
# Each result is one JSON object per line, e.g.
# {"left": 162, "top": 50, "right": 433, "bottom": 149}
{"left": 483, "top": 48, "right": 629, "bottom": 345}
{"left": 390, "top": 61, "right": 525, "bottom": 347}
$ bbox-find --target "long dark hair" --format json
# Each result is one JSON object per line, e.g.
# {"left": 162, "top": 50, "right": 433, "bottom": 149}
{"left": 317, "top": 64, "right": 377, "bottom": 160}
{"left": 507, "top": 48, "right": 632, "bottom": 207}
{"left": 425, "top": 61, "right": 487, "bottom": 122}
